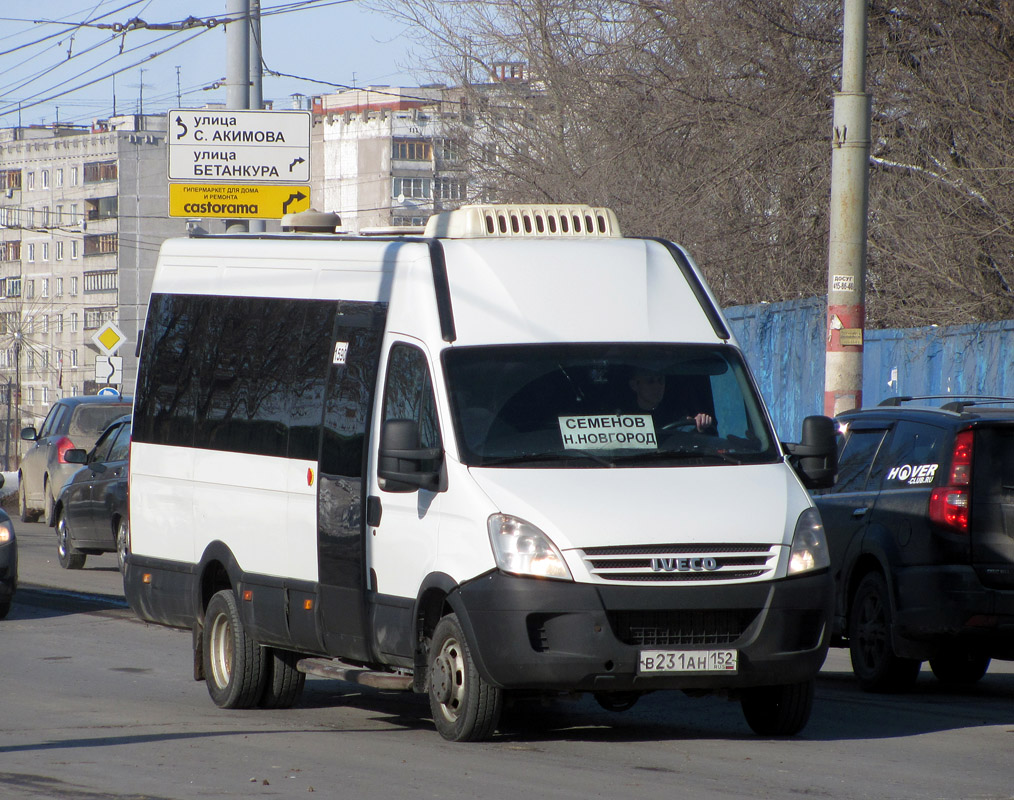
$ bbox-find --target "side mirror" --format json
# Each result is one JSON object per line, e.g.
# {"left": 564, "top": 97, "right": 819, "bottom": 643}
{"left": 20, "top": 427, "right": 38, "bottom": 442}
{"left": 65, "top": 449, "right": 88, "bottom": 465}
{"left": 377, "top": 419, "right": 445, "bottom": 493}
{"left": 784, "top": 415, "right": 836, "bottom": 490}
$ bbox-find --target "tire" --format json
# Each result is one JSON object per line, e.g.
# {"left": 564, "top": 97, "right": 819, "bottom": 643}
{"left": 258, "top": 648, "right": 306, "bottom": 709}
{"left": 848, "top": 572, "right": 921, "bottom": 692}
{"left": 56, "top": 512, "right": 86, "bottom": 570}
{"left": 18, "top": 480, "right": 31, "bottom": 524}
{"left": 116, "top": 519, "right": 130, "bottom": 574}
{"left": 428, "top": 613, "right": 502, "bottom": 742}
{"left": 929, "top": 651, "right": 991, "bottom": 685}
{"left": 0, "top": 598, "right": 10, "bottom": 620}
{"left": 202, "top": 589, "right": 267, "bottom": 709}
{"left": 741, "top": 680, "right": 814, "bottom": 736}
{"left": 44, "top": 481, "right": 55, "bottom": 527}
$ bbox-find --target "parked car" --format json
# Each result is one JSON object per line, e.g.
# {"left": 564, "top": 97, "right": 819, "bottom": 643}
{"left": 813, "top": 395, "right": 1014, "bottom": 691}
{"left": 19, "top": 395, "right": 132, "bottom": 524}
{"left": 52, "top": 414, "right": 131, "bottom": 572}
{"left": 0, "top": 475, "right": 16, "bottom": 620}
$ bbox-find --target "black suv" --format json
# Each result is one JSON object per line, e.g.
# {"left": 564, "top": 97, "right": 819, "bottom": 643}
{"left": 814, "top": 396, "right": 1014, "bottom": 691}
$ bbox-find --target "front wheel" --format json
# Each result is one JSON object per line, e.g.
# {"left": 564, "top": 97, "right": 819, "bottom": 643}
{"left": 741, "top": 680, "right": 814, "bottom": 736}
{"left": 848, "top": 572, "right": 921, "bottom": 692}
{"left": 116, "top": 519, "right": 130, "bottom": 573}
{"left": 56, "top": 513, "right": 86, "bottom": 570}
{"left": 44, "top": 482, "right": 56, "bottom": 526}
{"left": 428, "top": 613, "right": 502, "bottom": 742}
{"left": 202, "top": 589, "right": 267, "bottom": 709}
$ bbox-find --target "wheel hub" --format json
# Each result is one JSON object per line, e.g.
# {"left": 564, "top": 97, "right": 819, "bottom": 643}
{"left": 432, "top": 653, "right": 453, "bottom": 705}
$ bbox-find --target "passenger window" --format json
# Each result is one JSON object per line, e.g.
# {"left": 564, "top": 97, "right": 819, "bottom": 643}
{"left": 381, "top": 344, "right": 441, "bottom": 450}
{"left": 831, "top": 428, "right": 888, "bottom": 493}
{"left": 91, "top": 426, "right": 119, "bottom": 463}
{"left": 872, "top": 421, "right": 946, "bottom": 490}
{"left": 39, "top": 405, "right": 64, "bottom": 438}
{"left": 108, "top": 425, "right": 131, "bottom": 462}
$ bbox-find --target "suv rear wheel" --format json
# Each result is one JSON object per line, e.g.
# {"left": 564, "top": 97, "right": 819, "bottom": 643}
{"left": 849, "top": 572, "right": 921, "bottom": 692}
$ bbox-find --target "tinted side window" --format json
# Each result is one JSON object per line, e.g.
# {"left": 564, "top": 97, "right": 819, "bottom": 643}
{"left": 872, "top": 421, "right": 947, "bottom": 490}
{"left": 91, "top": 425, "right": 120, "bottom": 463}
{"left": 108, "top": 425, "right": 131, "bottom": 462}
{"left": 382, "top": 344, "right": 441, "bottom": 449}
{"left": 832, "top": 428, "right": 889, "bottom": 493}
{"left": 39, "top": 404, "right": 66, "bottom": 438}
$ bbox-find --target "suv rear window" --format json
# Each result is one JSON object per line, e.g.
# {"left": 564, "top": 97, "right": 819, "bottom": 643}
{"left": 872, "top": 421, "right": 948, "bottom": 490}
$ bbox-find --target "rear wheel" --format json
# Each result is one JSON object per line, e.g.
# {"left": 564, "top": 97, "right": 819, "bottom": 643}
{"left": 44, "top": 481, "right": 56, "bottom": 526}
{"left": 929, "top": 651, "right": 991, "bottom": 685}
{"left": 258, "top": 648, "right": 306, "bottom": 709}
{"left": 116, "top": 519, "right": 130, "bottom": 573}
{"left": 203, "top": 589, "right": 266, "bottom": 709}
{"left": 849, "top": 572, "right": 921, "bottom": 692}
{"left": 18, "top": 479, "right": 31, "bottom": 524}
{"left": 56, "top": 512, "right": 86, "bottom": 570}
{"left": 741, "top": 680, "right": 814, "bottom": 736}
{"left": 428, "top": 613, "right": 502, "bottom": 741}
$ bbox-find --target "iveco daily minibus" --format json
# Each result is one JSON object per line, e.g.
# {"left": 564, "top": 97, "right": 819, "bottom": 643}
{"left": 124, "top": 204, "right": 836, "bottom": 741}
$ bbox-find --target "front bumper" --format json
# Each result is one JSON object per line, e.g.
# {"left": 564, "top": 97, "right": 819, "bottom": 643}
{"left": 454, "top": 570, "right": 833, "bottom": 692}
{"left": 0, "top": 546, "right": 18, "bottom": 600}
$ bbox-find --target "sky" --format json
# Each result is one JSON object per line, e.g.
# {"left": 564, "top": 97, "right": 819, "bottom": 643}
{"left": 0, "top": 0, "right": 424, "bottom": 129}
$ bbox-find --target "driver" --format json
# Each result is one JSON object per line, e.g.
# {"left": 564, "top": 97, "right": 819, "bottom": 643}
{"left": 628, "top": 370, "right": 715, "bottom": 433}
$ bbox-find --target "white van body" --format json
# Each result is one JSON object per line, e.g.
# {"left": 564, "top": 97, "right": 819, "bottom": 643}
{"left": 125, "top": 205, "right": 834, "bottom": 741}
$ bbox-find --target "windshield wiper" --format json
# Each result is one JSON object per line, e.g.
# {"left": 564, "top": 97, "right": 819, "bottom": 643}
{"left": 479, "top": 451, "right": 614, "bottom": 467}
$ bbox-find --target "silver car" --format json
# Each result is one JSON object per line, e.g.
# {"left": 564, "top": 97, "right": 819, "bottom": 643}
{"left": 19, "top": 396, "right": 132, "bottom": 524}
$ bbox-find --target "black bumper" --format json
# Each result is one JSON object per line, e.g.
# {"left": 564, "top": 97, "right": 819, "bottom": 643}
{"left": 454, "top": 570, "right": 833, "bottom": 692}
{"left": 893, "top": 565, "right": 1014, "bottom": 659}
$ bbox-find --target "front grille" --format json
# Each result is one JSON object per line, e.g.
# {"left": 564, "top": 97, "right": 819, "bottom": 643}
{"left": 579, "top": 542, "right": 779, "bottom": 584}
{"left": 609, "top": 609, "right": 758, "bottom": 646}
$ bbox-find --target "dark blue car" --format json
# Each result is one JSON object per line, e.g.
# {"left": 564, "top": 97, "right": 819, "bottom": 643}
{"left": 0, "top": 475, "right": 17, "bottom": 619}
{"left": 52, "top": 415, "right": 131, "bottom": 572}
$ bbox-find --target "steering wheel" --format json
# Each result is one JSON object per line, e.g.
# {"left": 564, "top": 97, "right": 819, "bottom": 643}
{"left": 661, "top": 417, "right": 698, "bottom": 433}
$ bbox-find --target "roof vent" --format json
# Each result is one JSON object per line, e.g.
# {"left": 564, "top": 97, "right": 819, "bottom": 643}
{"left": 423, "top": 204, "right": 621, "bottom": 239}
{"left": 280, "top": 209, "right": 341, "bottom": 233}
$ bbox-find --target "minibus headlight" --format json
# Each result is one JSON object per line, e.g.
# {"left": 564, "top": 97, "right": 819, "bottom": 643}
{"left": 487, "top": 514, "right": 573, "bottom": 581}
{"left": 788, "top": 507, "right": 830, "bottom": 575}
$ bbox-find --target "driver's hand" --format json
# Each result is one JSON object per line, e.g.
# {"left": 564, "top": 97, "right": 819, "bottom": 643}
{"left": 694, "top": 413, "right": 714, "bottom": 432}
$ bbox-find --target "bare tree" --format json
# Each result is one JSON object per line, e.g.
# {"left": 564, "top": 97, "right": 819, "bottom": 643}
{"left": 374, "top": 0, "right": 1013, "bottom": 327}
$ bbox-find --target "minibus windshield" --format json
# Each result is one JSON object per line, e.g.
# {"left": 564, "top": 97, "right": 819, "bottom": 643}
{"left": 443, "top": 343, "right": 781, "bottom": 468}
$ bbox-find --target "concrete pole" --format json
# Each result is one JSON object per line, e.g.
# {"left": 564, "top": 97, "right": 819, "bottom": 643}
{"left": 225, "top": 0, "right": 250, "bottom": 232}
{"left": 248, "top": 0, "right": 266, "bottom": 233}
{"left": 824, "top": 0, "right": 871, "bottom": 417}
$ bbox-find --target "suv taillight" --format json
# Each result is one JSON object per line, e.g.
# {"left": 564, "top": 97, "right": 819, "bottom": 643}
{"left": 928, "top": 429, "right": 973, "bottom": 534}
{"left": 55, "top": 436, "right": 76, "bottom": 463}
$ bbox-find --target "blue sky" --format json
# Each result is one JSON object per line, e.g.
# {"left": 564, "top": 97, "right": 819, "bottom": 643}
{"left": 0, "top": 1, "right": 422, "bottom": 128}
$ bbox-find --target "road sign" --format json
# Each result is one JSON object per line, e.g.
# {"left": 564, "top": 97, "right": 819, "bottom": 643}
{"left": 92, "top": 322, "right": 126, "bottom": 356}
{"left": 95, "top": 356, "right": 123, "bottom": 385}
{"left": 97, "top": 386, "right": 121, "bottom": 397}
{"left": 168, "top": 109, "right": 311, "bottom": 183}
{"left": 169, "top": 183, "right": 311, "bottom": 219}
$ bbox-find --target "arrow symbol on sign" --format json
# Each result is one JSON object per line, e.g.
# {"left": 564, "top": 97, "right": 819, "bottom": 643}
{"left": 282, "top": 191, "right": 307, "bottom": 214}
{"left": 289, "top": 157, "right": 305, "bottom": 172}
{"left": 175, "top": 115, "right": 188, "bottom": 140}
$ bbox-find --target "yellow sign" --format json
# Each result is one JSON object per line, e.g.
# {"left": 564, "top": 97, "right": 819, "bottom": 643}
{"left": 92, "top": 322, "right": 126, "bottom": 356}
{"left": 839, "top": 328, "right": 864, "bottom": 347}
{"left": 169, "top": 183, "right": 311, "bottom": 219}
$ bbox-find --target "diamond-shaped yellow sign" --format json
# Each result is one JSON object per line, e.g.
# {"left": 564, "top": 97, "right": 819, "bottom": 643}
{"left": 92, "top": 322, "right": 126, "bottom": 356}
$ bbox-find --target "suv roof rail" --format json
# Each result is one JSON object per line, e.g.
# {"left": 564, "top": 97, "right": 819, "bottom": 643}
{"left": 878, "top": 394, "right": 1014, "bottom": 411}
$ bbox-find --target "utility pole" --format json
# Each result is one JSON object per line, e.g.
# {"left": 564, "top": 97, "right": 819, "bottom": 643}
{"left": 248, "top": 0, "right": 266, "bottom": 233}
{"left": 225, "top": 0, "right": 251, "bottom": 232}
{"left": 824, "top": 0, "right": 871, "bottom": 417}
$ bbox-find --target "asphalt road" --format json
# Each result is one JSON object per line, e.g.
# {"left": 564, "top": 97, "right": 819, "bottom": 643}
{"left": 4, "top": 519, "right": 1014, "bottom": 799}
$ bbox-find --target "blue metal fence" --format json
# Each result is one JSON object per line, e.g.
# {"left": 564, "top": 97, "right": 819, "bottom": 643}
{"left": 725, "top": 297, "right": 1014, "bottom": 440}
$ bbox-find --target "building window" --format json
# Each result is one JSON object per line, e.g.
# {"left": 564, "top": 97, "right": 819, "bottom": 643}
{"left": 41, "top": 170, "right": 49, "bottom": 189}
{"left": 41, "top": 207, "right": 49, "bottom": 228}
{"left": 84, "top": 270, "right": 117, "bottom": 292}
{"left": 27, "top": 243, "right": 35, "bottom": 262}
{"left": 26, "top": 280, "right": 34, "bottom": 298}
{"left": 26, "top": 172, "right": 34, "bottom": 190}
{"left": 56, "top": 241, "right": 64, "bottom": 260}
{"left": 434, "top": 138, "right": 461, "bottom": 163}
{"left": 56, "top": 314, "right": 63, "bottom": 332}
{"left": 27, "top": 387, "right": 34, "bottom": 405}
{"left": 71, "top": 277, "right": 78, "bottom": 295}
{"left": 5, "top": 277, "right": 20, "bottom": 297}
{"left": 71, "top": 349, "right": 78, "bottom": 367}
{"left": 0, "top": 207, "right": 19, "bottom": 228}
{"left": 71, "top": 313, "right": 79, "bottom": 331}
{"left": 84, "top": 233, "right": 117, "bottom": 256}
{"left": 0, "top": 241, "right": 20, "bottom": 261}
{"left": 0, "top": 169, "right": 21, "bottom": 191}
{"left": 393, "top": 177, "right": 431, "bottom": 200}
{"left": 41, "top": 242, "right": 49, "bottom": 261}
{"left": 56, "top": 277, "right": 63, "bottom": 297}
{"left": 56, "top": 169, "right": 63, "bottom": 187}
{"left": 83, "top": 161, "right": 117, "bottom": 183}
{"left": 26, "top": 351, "right": 34, "bottom": 369}
{"left": 42, "top": 386, "right": 48, "bottom": 405}
{"left": 392, "top": 139, "right": 432, "bottom": 161}
{"left": 434, "top": 177, "right": 466, "bottom": 201}
{"left": 71, "top": 240, "right": 79, "bottom": 260}
{"left": 42, "top": 315, "right": 48, "bottom": 333}
{"left": 84, "top": 307, "right": 115, "bottom": 329}
{"left": 41, "top": 279, "right": 49, "bottom": 298}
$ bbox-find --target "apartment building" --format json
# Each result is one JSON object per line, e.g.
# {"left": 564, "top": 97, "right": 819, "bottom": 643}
{"left": 313, "top": 86, "right": 470, "bottom": 231}
{"left": 0, "top": 114, "right": 184, "bottom": 451}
